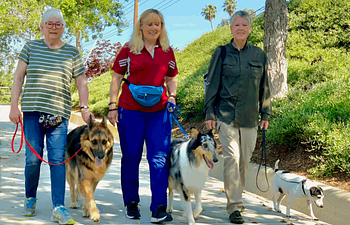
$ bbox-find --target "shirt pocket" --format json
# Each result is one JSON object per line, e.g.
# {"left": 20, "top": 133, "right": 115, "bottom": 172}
{"left": 249, "top": 61, "right": 263, "bottom": 79}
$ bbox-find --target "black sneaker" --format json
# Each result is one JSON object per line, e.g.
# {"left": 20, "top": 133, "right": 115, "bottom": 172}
{"left": 125, "top": 201, "right": 140, "bottom": 219}
{"left": 150, "top": 205, "right": 172, "bottom": 223}
{"left": 229, "top": 210, "right": 245, "bottom": 224}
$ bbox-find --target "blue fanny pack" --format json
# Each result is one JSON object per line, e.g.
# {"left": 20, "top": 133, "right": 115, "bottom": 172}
{"left": 123, "top": 78, "right": 163, "bottom": 107}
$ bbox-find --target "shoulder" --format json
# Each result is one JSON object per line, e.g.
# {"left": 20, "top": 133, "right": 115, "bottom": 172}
{"left": 247, "top": 43, "right": 265, "bottom": 56}
{"left": 63, "top": 43, "right": 80, "bottom": 54}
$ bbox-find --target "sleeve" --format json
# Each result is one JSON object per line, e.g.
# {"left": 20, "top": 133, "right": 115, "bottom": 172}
{"left": 111, "top": 44, "right": 129, "bottom": 75}
{"left": 166, "top": 47, "right": 178, "bottom": 77}
{"left": 18, "top": 42, "right": 31, "bottom": 64}
{"left": 203, "top": 46, "right": 224, "bottom": 121}
{"left": 72, "top": 48, "right": 85, "bottom": 78}
{"left": 259, "top": 52, "right": 272, "bottom": 120}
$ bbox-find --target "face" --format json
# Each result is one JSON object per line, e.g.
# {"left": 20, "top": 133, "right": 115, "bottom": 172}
{"left": 230, "top": 16, "right": 251, "bottom": 42}
{"left": 40, "top": 17, "right": 64, "bottom": 40}
{"left": 140, "top": 14, "right": 162, "bottom": 44}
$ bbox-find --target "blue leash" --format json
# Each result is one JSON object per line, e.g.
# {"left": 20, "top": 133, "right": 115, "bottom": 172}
{"left": 163, "top": 101, "right": 189, "bottom": 139}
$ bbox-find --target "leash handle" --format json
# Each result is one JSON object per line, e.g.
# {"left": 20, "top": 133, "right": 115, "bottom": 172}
{"left": 165, "top": 102, "right": 189, "bottom": 139}
{"left": 11, "top": 119, "right": 82, "bottom": 165}
{"left": 256, "top": 127, "right": 270, "bottom": 192}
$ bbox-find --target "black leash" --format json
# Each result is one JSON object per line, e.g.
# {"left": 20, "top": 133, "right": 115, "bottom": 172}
{"left": 256, "top": 127, "right": 270, "bottom": 192}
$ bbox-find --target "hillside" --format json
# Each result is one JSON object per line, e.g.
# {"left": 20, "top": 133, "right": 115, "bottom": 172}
{"left": 73, "top": 0, "right": 350, "bottom": 181}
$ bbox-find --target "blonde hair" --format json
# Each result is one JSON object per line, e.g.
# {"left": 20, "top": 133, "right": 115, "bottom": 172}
{"left": 129, "top": 9, "right": 170, "bottom": 54}
{"left": 40, "top": 8, "right": 66, "bottom": 26}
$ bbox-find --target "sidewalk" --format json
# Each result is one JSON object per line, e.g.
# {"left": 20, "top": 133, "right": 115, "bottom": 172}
{"left": 0, "top": 105, "right": 329, "bottom": 224}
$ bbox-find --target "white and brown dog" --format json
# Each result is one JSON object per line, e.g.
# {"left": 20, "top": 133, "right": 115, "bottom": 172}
{"left": 272, "top": 159, "right": 324, "bottom": 220}
{"left": 167, "top": 127, "right": 218, "bottom": 225}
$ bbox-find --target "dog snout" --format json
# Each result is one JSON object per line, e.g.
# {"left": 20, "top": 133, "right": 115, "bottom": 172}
{"left": 213, "top": 157, "right": 218, "bottom": 163}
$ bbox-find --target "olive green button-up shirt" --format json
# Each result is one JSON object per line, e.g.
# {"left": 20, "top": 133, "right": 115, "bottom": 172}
{"left": 204, "top": 39, "right": 272, "bottom": 128}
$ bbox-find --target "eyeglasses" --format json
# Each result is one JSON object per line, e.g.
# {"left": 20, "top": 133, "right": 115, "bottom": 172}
{"left": 45, "top": 22, "right": 64, "bottom": 29}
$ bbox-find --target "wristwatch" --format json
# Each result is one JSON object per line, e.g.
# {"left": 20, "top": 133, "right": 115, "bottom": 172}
{"left": 80, "top": 105, "right": 89, "bottom": 109}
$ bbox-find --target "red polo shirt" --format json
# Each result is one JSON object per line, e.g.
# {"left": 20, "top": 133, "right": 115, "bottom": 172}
{"left": 112, "top": 42, "right": 178, "bottom": 112}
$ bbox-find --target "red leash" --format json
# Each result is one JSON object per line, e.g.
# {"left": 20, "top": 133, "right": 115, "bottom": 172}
{"left": 11, "top": 119, "right": 82, "bottom": 165}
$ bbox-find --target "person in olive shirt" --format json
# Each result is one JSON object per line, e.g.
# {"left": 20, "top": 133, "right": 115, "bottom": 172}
{"left": 204, "top": 10, "right": 272, "bottom": 224}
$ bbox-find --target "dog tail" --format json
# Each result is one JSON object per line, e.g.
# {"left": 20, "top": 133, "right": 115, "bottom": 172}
{"left": 274, "top": 159, "right": 280, "bottom": 172}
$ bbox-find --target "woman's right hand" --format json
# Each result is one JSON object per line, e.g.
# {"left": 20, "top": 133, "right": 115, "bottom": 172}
{"left": 9, "top": 106, "right": 22, "bottom": 124}
{"left": 108, "top": 110, "right": 119, "bottom": 127}
{"left": 205, "top": 120, "right": 216, "bottom": 129}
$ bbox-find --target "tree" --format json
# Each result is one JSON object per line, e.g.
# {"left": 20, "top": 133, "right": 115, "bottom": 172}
{"left": 264, "top": 0, "right": 289, "bottom": 98}
{"left": 217, "top": 19, "right": 230, "bottom": 28}
{"left": 222, "top": 0, "right": 237, "bottom": 17}
{"left": 243, "top": 8, "right": 257, "bottom": 20}
{"left": 201, "top": 4, "right": 218, "bottom": 32}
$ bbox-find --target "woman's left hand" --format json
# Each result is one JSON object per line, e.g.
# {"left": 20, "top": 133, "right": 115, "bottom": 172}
{"left": 81, "top": 109, "right": 95, "bottom": 123}
{"left": 168, "top": 96, "right": 176, "bottom": 105}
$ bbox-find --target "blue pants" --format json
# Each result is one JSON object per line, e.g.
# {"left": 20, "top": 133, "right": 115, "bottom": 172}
{"left": 23, "top": 112, "right": 68, "bottom": 207}
{"left": 118, "top": 108, "right": 171, "bottom": 212}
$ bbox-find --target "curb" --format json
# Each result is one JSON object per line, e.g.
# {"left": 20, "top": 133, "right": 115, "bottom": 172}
{"left": 209, "top": 154, "right": 350, "bottom": 225}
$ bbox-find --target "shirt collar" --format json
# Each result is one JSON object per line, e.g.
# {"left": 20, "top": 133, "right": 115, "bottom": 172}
{"left": 230, "top": 38, "right": 248, "bottom": 51}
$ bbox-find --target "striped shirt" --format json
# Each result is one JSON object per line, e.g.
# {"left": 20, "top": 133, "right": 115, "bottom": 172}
{"left": 19, "top": 39, "right": 85, "bottom": 119}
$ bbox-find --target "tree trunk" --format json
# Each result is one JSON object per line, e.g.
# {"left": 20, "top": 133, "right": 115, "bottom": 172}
{"left": 76, "top": 29, "right": 81, "bottom": 52}
{"left": 210, "top": 20, "right": 214, "bottom": 32}
{"left": 263, "top": 0, "right": 288, "bottom": 98}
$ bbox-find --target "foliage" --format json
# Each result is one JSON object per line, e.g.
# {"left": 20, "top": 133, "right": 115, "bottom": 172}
{"left": 201, "top": 4, "right": 218, "bottom": 31}
{"left": 85, "top": 40, "right": 122, "bottom": 78}
{"left": 222, "top": 0, "right": 238, "bottom": 17}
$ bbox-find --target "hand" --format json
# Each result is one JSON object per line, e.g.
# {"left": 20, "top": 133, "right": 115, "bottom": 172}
{"left": 108, "top": 110, "right": 118, "bottom": 127}
{"left": 9, "top": 106, "right": 22, "bottom": 124}
{"left": 81, "top": 110, "right": 95, "bottom": 124}
{"left": 205, "top": 120, "right": 216, "bottom": 129}
{"left": 168, "top": 96, "right": 176, "bottom": 105}
{"left": 260, "top": 120, "right": 269, "bottom": 130}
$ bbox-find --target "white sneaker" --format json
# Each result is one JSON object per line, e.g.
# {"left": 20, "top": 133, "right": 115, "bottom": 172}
{"left": 51, "top": 205, "right": 75, "bottom": 224}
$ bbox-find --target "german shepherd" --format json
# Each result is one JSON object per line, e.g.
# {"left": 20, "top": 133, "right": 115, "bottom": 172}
{"left": 167, "top": 127, "right": 218, "bottom": 225}
{"left": 65, "top": 115, "right": 114, "bottom": 222}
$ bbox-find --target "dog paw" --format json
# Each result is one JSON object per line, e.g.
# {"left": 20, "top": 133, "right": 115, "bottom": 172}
{"left": 193, "top": 208, "right": 202, "bottom": 218}
{"left": 83, "top": 208, "right": 90, "bottom": 218}
{"left": 166, "top": 208, "right": 173, "bottom": 213}
{"left": 90, "top": 212, "right": 100, "bottom": 222}
{"left": 312, "top": 217, "right": 319, "bottom": 221}
{"left": 68, "top": 202, "right": 80, "bottom": 209}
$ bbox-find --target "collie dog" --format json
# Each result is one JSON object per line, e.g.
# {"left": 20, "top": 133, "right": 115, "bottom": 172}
{"left": 167, "top": 127, "right": 218, "bottom": 225}
{"left": 65, "top": 116, "right": 114, "bottom": 222}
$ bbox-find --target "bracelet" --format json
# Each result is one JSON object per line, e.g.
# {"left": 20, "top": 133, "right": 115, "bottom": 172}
{"left": 80, "top": 105, "right": 89, "bottom": 109}
{"left": 108, "top": 101, "right": 116, "bottom": 106}
{"left": 108, "top": 108, "right": 118, "bottom": 112}
{"left": 168, "top": 95, "right": 176, "bottom": 98}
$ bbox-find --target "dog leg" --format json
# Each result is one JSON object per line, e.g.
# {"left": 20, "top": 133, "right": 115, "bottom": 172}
{"left": 286, "top": 196, "right": 292, "bottom": 218}
{"left": 81, "top": 179, "right": 100, "bottom": 222}
{"left": 167, "top": 187, "right": 174, "bottom": 213}
{"left": 193, "top": 191, "right": 202, "bottom": 219}
{"left": 307, "top": 199, "right": 318, "bottom": 221}
{"left": 183, "top": 199, "right": 195, "bottom": 225}
{"left": 67, "top": 167, "right": 80, "bottom": 209}
{"left": 275, "top": 193, "right": 285, "bottom": 213}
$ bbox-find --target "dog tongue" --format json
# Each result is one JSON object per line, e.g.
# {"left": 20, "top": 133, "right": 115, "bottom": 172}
{"left": 95, "top": 158, "right": 103, "bottom": 167}
{"left": 204, "top": 156, "right": 214, "bottom": 170}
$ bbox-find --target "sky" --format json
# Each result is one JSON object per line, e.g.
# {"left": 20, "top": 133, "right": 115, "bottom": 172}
{"left": 81, "top": 0, "right": 266, "bottom": 52}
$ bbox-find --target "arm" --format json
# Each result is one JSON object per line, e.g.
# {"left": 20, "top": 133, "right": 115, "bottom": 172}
{"left": 9, "top": 59, "right": 27, "bottom": 124}
{"left": 75, "top": 74, "right": 95, "bottom": 123}
{"left": 204, "top": 47, "right": 223, "bottom": 129}
{"left": 165, "top": 76, "right": 177, "bottom": 105}
{"left": 108, "top": 72, "right": 124, "bottom": 126}
{"left": 259, "top": 53, "right": 272, "bottom": 130}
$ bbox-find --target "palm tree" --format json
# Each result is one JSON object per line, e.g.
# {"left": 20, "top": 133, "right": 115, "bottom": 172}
{"left": 201, "top": 4, "right": 218, "bottom": 32}
{"left": 222, "top": 0, "right": 238, "bottom": 17}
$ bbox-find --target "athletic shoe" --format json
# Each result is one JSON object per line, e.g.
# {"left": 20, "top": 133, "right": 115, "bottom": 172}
{"left": 51, "top": 205, "right": 75, "bottom": 224}
{"left": 229, "top": 210, "right": 245, "bottom": 224}
{"left": 125, "top": 201, "right": 140, "bottom": 219}
{"left": 150, "top": 205, "right": 173, "bottom": 223}
{"left": 22, "top": 197, "right": 37, "bottom": 216}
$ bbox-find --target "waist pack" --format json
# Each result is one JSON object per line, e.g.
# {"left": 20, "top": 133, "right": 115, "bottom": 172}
{"left": 39, "top": 112, "right": 62, "bottom": 128}
{"left": 123, "top": 78, "right": 163, "bottom": 107}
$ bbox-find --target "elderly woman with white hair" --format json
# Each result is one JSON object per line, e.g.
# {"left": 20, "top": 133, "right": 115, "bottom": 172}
{"left": 9, "top": 8, "right": 94, "bottom": 224}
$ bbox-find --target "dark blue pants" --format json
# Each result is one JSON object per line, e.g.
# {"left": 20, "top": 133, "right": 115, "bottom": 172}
{"left": 23, "top": 112, "right": 68, "bottom": 207}
{"left": 118, "top": 107, "right": 171, "bottom": 212}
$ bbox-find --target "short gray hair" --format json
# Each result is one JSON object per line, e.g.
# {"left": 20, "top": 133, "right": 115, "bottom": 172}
{"left": 40, "top": 8, "right": 66, "bottom": 26}
{"left": 230, "top": 10, "right": 251, "bottom": 26}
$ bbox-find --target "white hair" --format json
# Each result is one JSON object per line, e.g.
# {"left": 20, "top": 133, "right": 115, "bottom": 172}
{"left": 40, "top": 8, "right": 66, "bottom": 26}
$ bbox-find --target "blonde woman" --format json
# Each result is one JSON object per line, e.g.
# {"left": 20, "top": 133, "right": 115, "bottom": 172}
{"left": 9, "top": 8, "right": 94, "bottom": 225}
{"left": 108, "top": 9, "right": 177, "bottom": 223}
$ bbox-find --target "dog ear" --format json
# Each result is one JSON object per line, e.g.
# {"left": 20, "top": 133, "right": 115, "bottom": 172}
{"left": 101, "top": 116, "right": 108, "bottom": 128}
{"left": 190, "top": 127, "right": 200, "bottom": 140}
{"left": 209, "top": 129, "right": 217, "bottom": 136}
{"left": 88, "top": 115, "right": 94, "bottom": 129}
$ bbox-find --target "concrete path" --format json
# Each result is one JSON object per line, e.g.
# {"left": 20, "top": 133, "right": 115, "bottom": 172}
{"left": 0, "top": 105, "right": 329, "bottom": 224}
